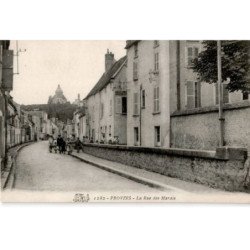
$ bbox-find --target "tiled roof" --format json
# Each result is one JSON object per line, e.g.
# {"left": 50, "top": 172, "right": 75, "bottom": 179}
{"left": 85, "top": 56, "right": 127, "bottom": 99}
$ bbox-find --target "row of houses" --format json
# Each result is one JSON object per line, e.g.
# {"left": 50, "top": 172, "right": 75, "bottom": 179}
{"left": 0, "top": 40, "right": 61, "bottom": 170}
{"left": 80, "top": 40, "right": 250, "bottom": 151}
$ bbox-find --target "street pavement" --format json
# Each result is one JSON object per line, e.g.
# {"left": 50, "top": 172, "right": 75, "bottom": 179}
{"left": 13, "top": 141, "right": 159, "bottom": 192}
{"left": 3, "top": 141, "right": 249, "bottom": 203}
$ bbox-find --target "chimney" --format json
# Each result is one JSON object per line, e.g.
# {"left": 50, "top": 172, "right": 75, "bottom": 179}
{"left": 105, "top": 49, "right": 115, "bottom": 72}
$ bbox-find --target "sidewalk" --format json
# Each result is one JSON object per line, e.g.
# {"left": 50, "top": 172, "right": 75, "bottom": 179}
{"left": 1, "top": 142, "right": 34, "bottom": 190}
{"left": 71, "top": 151, "right": 225, "bottom": 194}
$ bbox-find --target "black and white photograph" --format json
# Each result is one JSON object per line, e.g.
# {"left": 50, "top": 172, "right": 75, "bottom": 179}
{"left": 0, "top": 40, "right": 249, "bottom": 203}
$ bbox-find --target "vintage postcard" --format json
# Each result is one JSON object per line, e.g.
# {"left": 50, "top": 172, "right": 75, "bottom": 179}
{"left": 0, "top": 40, "right": 250, "bottom": 203}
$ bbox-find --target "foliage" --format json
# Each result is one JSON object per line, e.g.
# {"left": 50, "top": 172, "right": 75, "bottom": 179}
{"left": 193, "top": 41, "right": 250, "bottom": 92}
{"left": 21, "top": 103, "right": 77, "bottom": 122}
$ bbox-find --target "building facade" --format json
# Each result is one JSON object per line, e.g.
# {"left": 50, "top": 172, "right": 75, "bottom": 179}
{"left": 84, "top": 51, "right": 127, "bottom": 144}
{"left": 126, "top": 40, "right": 171, "bottom": 147}
{"left": 125, "top": 40, "right": 250, "bottom": 149}
{"left": 0, "top": 40, "right": 13, "bottom": 169}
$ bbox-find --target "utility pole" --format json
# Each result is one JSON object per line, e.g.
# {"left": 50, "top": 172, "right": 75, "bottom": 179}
{"left": 217, "top": 40, "right": 225, "bottom": 147}
{"left": 14, "top": 40, "right": 26, "bottom": 75}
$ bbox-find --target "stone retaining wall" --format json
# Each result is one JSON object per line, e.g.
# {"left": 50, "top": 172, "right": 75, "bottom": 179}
{"left": 170, "top": 102, "right": 250, "bottom": 151}
{"left": 82, "top": 143, "right": 249, "bottom": 192}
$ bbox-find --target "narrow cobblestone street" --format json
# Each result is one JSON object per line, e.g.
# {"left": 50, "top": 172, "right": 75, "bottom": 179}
{"left": 13, "top": 141, "right": 159, "bottom": 192}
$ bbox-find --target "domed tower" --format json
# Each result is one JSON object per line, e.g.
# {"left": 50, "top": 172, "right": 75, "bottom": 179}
{"left": 49, "top": 84, "right": 67, "bottom": 104}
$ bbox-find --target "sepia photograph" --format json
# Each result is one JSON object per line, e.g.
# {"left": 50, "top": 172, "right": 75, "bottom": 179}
{"left": 0, "top": 40, "right": 250, "bottom": 203}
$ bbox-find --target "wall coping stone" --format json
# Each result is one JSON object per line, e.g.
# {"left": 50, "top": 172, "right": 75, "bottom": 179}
{"left": 215, "top": 147, "right": 248, "bottom": 161}
{"left": 171, "top": 101, "right": 250, "bottom": 117}
{"left": 84, "top": 143, "right": 218, "bottom": 160}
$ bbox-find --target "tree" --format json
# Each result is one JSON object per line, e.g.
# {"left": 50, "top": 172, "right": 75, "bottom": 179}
{"left": 193, "top": 40, "right": 250, "bottom": 93}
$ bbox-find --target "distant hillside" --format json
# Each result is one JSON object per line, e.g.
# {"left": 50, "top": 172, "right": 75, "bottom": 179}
{"left": 21, "top": 103, "right": 77, "bottom": 122}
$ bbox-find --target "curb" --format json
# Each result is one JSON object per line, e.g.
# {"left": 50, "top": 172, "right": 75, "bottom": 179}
{"left": 1, "top": 142, "right": 34, "bottom": 190}
{"left": 71, "top": 153, "right": 186, "bottom": 192}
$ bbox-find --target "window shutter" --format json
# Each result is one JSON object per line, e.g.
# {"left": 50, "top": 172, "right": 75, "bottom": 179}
{"left": 187, "top": 47, "right": 193, "bottom": 66}
{"left": 116, "top": 96, "right": 122, "bottom": 114}
{"left": 194, "top": 47, "right": 199, "bottom": 58}
{"left": 195, "top": 82, "right": 201, "bottom": 108}
{"left": 134, "top": 93, "right": 138, "bottom": 115}
{"left": 156, "top": 86, "right": 160, "bottom": 111}
{"left": 133, "top": 62, "right": 138, "bottom": 80}
{"left": 110, "top": 99, "right": 112, "bottom": 116}
{"left": 153, "top": 87, "right": 157, "bottom": 112}
{"left": 186, "top": 81, "right": 195, "bottom": 109}
{"left": 2, "top": 50, "right": 14, "bottom": 91}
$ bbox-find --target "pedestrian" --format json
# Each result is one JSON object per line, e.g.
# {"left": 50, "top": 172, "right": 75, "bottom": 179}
{"left": 48, "top": 135, "right": 54, "bottom": 153}
{"left": 57, "top": 135, "right": 64, "bottom": 154}
{"left": 75, "top": 137, "right": 84, "bottom": 153}
{"left": 61, "top": 138, "right": 66, "bottom": 154}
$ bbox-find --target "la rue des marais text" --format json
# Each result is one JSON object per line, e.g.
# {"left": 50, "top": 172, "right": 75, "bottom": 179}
{"left": 93, "top": 195, "right": 176, "bottom": 201}
{"left": 73, "top": 195, "right": 176, "bottom": 202}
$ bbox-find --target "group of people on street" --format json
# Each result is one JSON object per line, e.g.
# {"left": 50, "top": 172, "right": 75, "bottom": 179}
{"left": 48, "top": 135, "right": 84, "bottom": 154}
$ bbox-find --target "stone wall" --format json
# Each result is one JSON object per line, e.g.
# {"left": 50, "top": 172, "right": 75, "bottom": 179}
{"left": 170, "top": 102, "right": 250, "bottom": 151}
{"left": 83, "top": 143, "right": 249, "bottom": 192}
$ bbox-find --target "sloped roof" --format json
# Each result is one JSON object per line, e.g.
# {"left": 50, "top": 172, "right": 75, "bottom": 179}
{"left": 125, "top": 40, "right": 140, "bottom": 49}
{"left": 86, "top": 56, "right": 126, "bottom": 99}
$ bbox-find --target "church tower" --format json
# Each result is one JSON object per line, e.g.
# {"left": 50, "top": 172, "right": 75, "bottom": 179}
{"left": 48, "top": 84, "right": 67, "bottom": 104}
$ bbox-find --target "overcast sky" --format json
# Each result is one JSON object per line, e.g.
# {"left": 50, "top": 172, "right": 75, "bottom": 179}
{"left": 10, "top": 40, "right": 126, "bottom": 105}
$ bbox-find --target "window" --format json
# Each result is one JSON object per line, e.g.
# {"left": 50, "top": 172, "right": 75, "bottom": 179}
{"left": 109, "top": 125, "right": 111, "bottom": 136}
{"left": 153, "top": 86, "right": 160, "bottom": 113}
{"left": 195, "top": 82, "right": 201, "bottom": 108}
{"left": 141, "top": 89, "right": 145, "bottom": 108}
{"left": 155, "top": 126, "right": 161, "bottom": 146}
{"left": 186, "top": 81, "right": 201, "bottom": 109}
{"left": 215, "top": 83, "right": 229, "bottom": 104}
{"left": 154, "top": 40, "right": 159, "bottom": 47}
{"left": 134, "top": 43, "right": 138, "bottom": 58}
{"left": 115, "top": 96, "right": 122, "bottom": 114}
{"left": 133, "top": 92, "right": 139, "bottom": 115}
{"left": 100, "top": 103, "right": 104, "bottom": 119}
{"left": 134, "top": 127, "right": 139, "bottom": 145}
{"left": 243, "top": 91, "right": 249, "bottom": 100}
{"left": 154, "top": 52, "right": 159, "bottom": 72}
{"left": 109, "top": 99, "right": 112, "bottom": 116}
{"left": 187, "top": 47, "right": 199, "bottom": 67}
{"left": 133, "top": 61, "right": 138, "bottom": 80}
{"left": 122, "top": 97, "right": 127, "bottom": 114}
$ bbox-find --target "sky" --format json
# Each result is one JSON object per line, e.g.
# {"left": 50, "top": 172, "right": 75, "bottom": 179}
{"left": 10, "top": 40, "right": 126, "bottom": 105}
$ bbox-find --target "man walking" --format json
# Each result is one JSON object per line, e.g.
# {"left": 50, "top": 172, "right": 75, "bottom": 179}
{"left": 75, "top": 137, "right": 84, "bottom": 153}
{"left": 57, "top": 135, "right": 64, "bottom": 154}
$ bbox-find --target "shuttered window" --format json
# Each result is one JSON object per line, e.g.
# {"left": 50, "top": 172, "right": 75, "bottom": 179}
{"left": 109, "top": 99, "right": 112, "bottom": 116}
{"left": 154, "top": 52, "right": 159, "bottom": 72}
{"left": 115, "top": 96, "right": 122, "bottom": 114}
{"left": 100, "top": 103, "right": 104, "bottom": 119}
{"left": 186, "top": 81, "right": 195, "bottom": 109}
{"left": 153, "top": 86, "right": 160, "bottom": 112}
{"left": 186, "top": 81, "right": 201, "bottom": 109}
{"left": 187, "top": 47, "right": 199, "bottom": 67}
{"left": 195, "top": 82, "right": 201, "bottom": 108}
{"left": 133, "top": 93, "right": 139, "bottom": 115}
{"left": 133, "top": 62, "right": 138, "bottom": 80}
